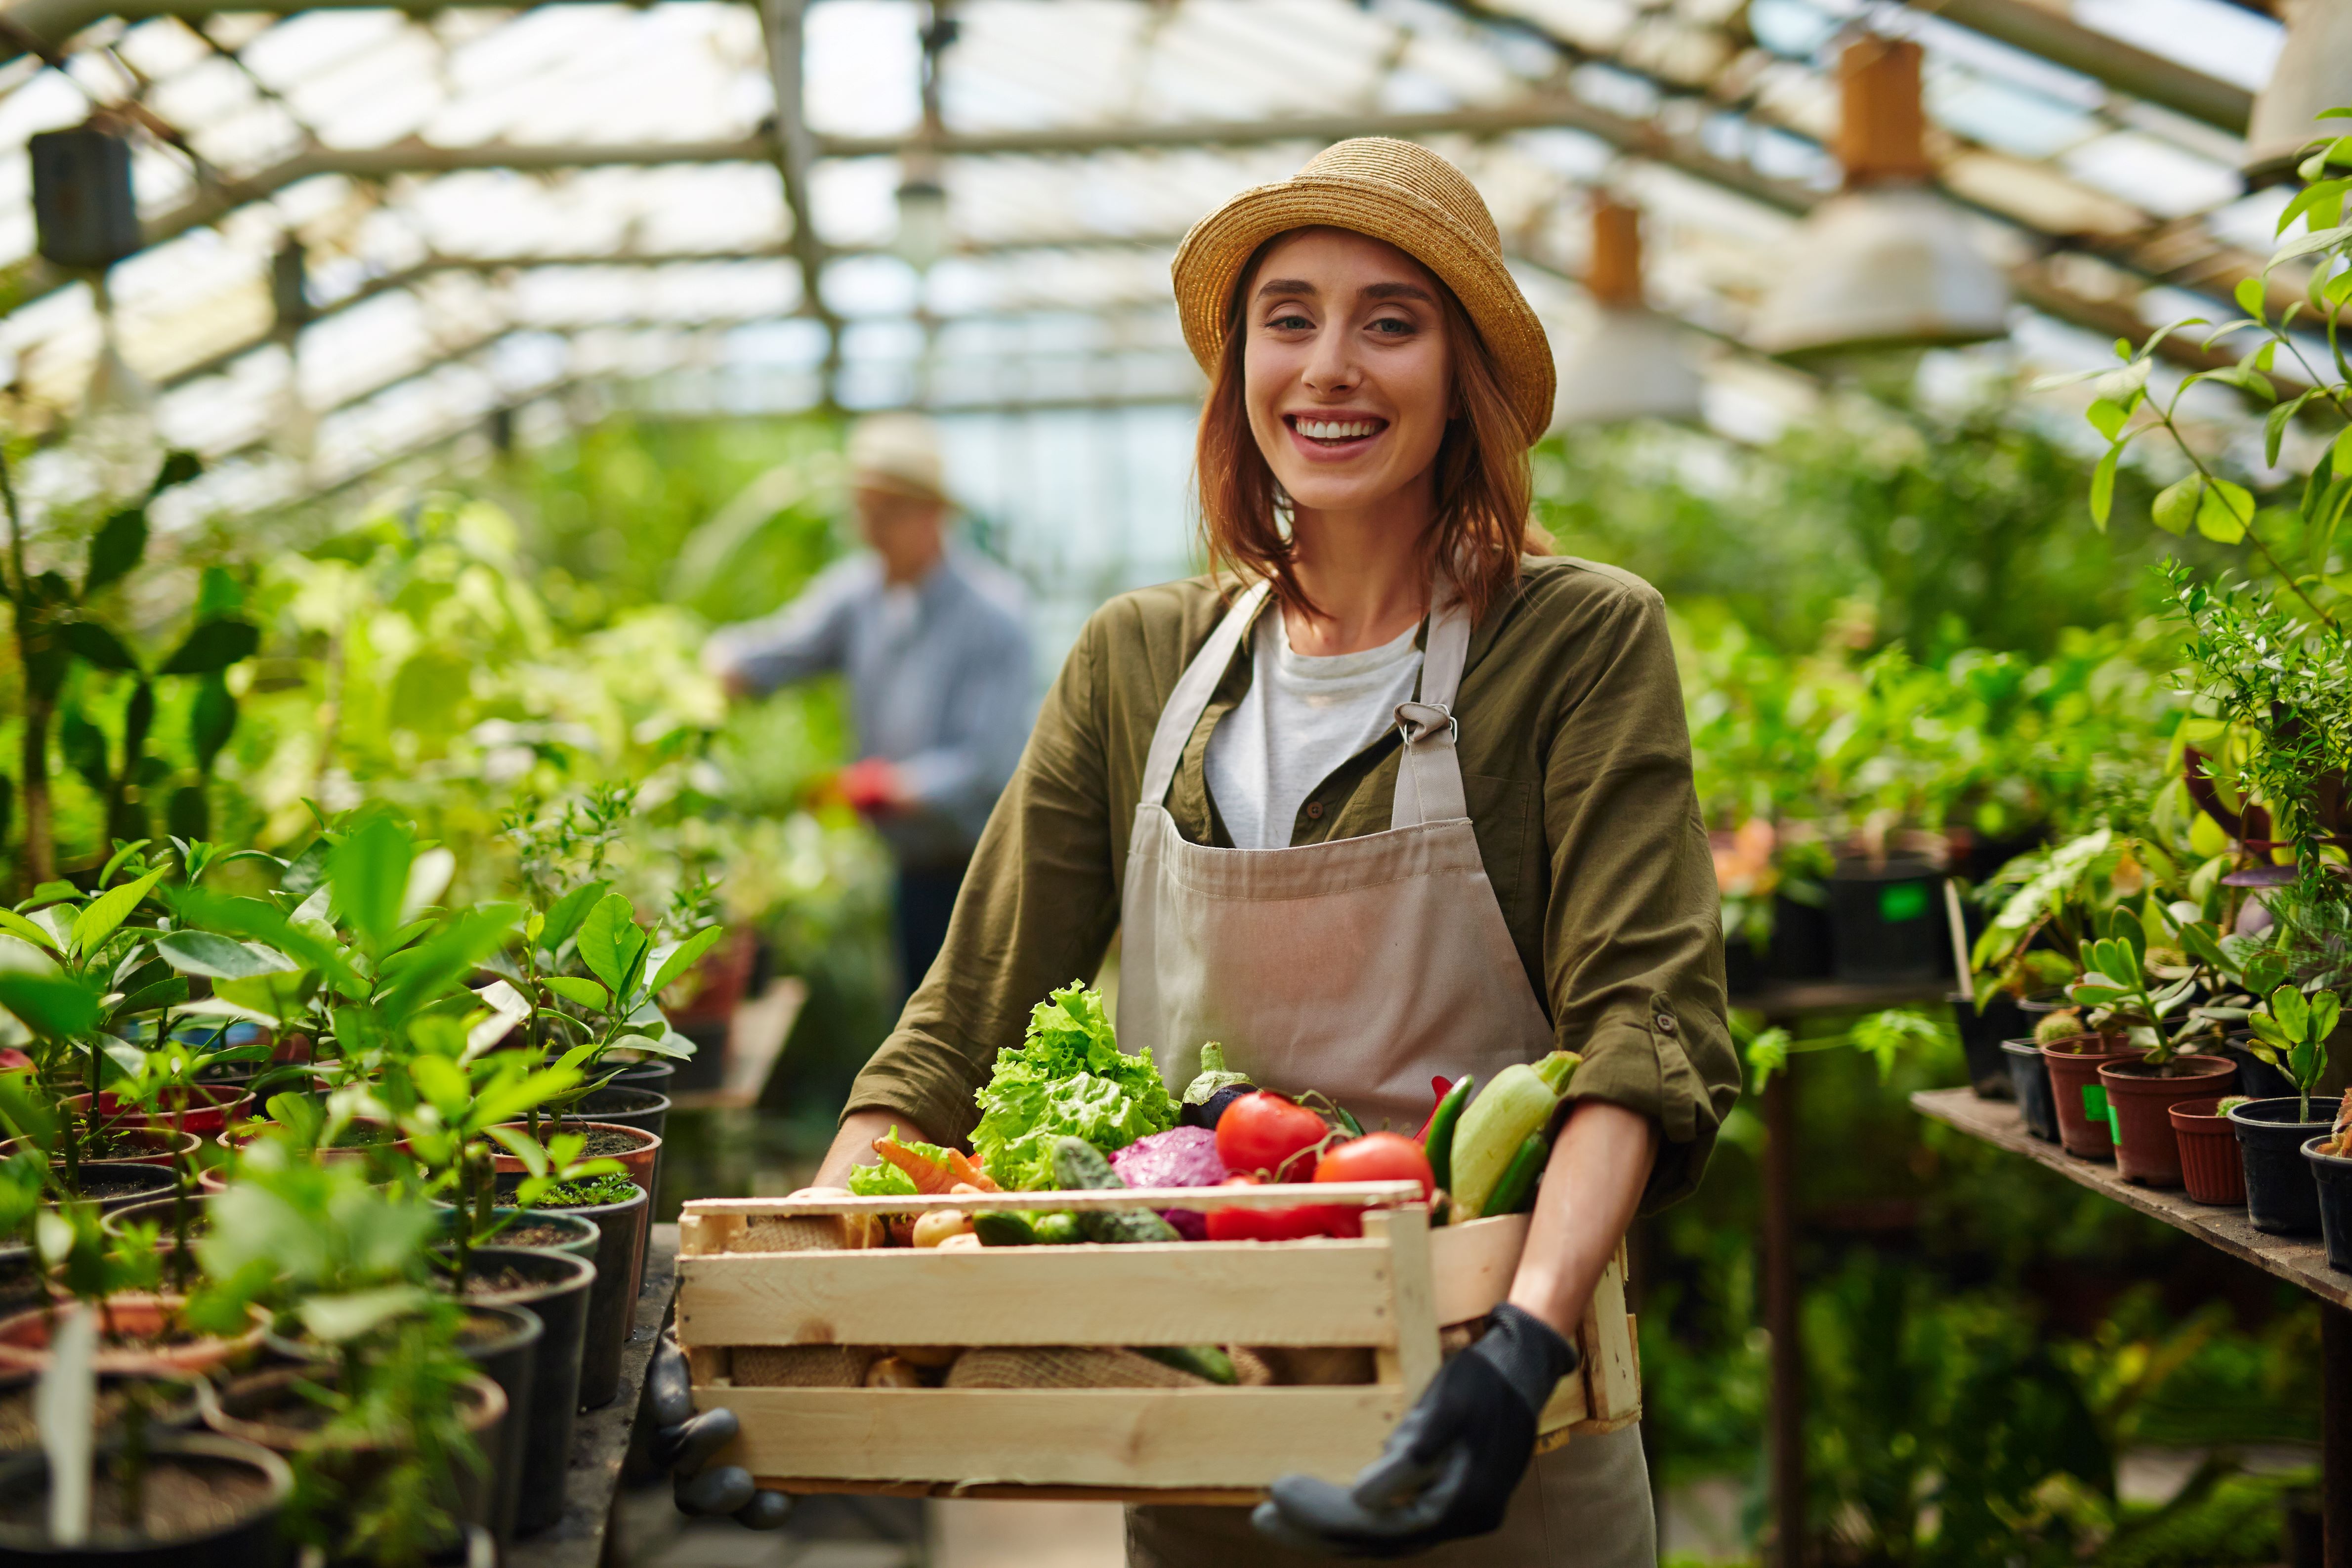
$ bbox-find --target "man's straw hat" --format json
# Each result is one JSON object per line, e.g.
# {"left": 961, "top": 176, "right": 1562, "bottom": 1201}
{"left": 1171, "top": 138, "right": 1554, "bottom": 446}
{"left": 847, "top": 411, "right": 952, "bottom": 506}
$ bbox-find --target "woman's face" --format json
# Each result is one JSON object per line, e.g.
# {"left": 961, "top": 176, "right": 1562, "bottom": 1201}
{"left": 1242, "top": 227, "right": 1454, "bottom": 517}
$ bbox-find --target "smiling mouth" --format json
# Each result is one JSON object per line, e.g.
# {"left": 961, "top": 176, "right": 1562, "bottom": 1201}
{"left": 1287, "top": 415, "right": 1387, "bottom": 447}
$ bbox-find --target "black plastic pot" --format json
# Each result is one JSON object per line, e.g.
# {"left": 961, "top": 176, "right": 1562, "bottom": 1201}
{"left": 492, "top": 1176, "right": 645, "bottom": 1409}
{"left": 2221, "top": 1037, "right": 2298, "bottom": 1103}
{"left": 206, "top": 1367, "right": 504, "bottom": 1536}
{"left": 606, "top": 1059, "right": 675, "bottom": 1094}
{"left": 1765, "top": 893, "right": 1832, "bottom": 981}
{"left": 98, "top": 1194, "right": 211, "bottom": 1244}
{"left": 0, "top": 1432, "right": 292, "bottom": 1567}
{"left": 2305, "top": 1139, "right": 2352, "bottom": 1272}
{"left": 2002, "top": 1039, "right": 2058, "bottom": 1142}
{"left": 667, "top": 1022, "right": 727, "bottom": 1095}
{"left": 453, "top": 1247, "right": 593, "bottom": 1537}
{"left": 1950, "top": 992, "right": 2024, "bottom": 1101}
{"left": 1723, "top": 936, "right": 1764, "bottom": 999}
{"left": 0, "top": 1251, "right": 37, "bottom": 1325}
{"left": 69, "top": 1166, "right": 176, "bottom": 1214}
{"left": 429, "top": 1205, "right": 598, "bottom": 1265}
{"left": 2229, "top": 1097, "right": 2335, "bottom": 1236}
{"left": 456, "top": 1305, "right": 540, "bottom": 1549}
{"left": 576, "top": 1085, "right": 670, "bottom": 1251}
{"left": 1827, "top": 857, "right": 1947, "bottom": 983}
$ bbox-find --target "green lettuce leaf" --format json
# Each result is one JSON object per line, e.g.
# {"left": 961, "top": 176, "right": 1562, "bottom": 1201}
{"left": 971, "top": 981, "right": 1176, "bottom": 1190}
{"left": 846, "top": 1126, "right": 957, "bottom": 1198}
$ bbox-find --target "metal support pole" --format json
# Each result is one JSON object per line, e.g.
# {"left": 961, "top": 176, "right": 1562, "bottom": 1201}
{"left": 756, "top": 0, "right": 840, "bottom": 405}
{"left": 1763, "top": 1056, "right": 1804, "bottom": 1568}
{"left": 2326, "top": 1302, "right": 2352, "bottom": 1568}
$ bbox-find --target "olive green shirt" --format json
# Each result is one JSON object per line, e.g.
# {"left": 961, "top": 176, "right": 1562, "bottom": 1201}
{"left": 845, "top": 555, "right": 1740, "bottom": 1210}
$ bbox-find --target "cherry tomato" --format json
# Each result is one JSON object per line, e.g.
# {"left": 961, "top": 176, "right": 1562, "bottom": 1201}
{"left": 1202, "top": 1175, "right": 1348, "bottom": 1242}
{"left": 1214, "top": 1091, "right": 1330, "bottom": 1182}
{"left": 1314, "top": 1132, "right": 1436, "bottom": 1202}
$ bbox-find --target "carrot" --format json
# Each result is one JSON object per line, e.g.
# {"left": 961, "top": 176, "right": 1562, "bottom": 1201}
{"left": 947, "top": 1150, "right": 1001, "bottom": 1192}
{"left": 874, "top": 1138, "right": 959, "bottom": 1195}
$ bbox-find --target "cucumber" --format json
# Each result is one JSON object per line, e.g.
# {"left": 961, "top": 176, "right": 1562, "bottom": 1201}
{"left": 1134, "top": 1344, "right": 1237, "bottom": 1385}
{"left": 1031, "top": 1212, "right": 1084, "bottom": 1245}
{"left": 1081, "top": 1208, "right": 1182, "bottom": 1244}
{"left": 1424, "top": 1074, "right": 1475, "bottom": 1192}
{"left": 1050, "top": 1137, "right": 1182, "bottom": 1243}
{"left": 972, "top": 1211, "right": 1035, "bottom": 1247}
{"left": 1481, "top": 1133, "right": 1548, "bottom": 1218}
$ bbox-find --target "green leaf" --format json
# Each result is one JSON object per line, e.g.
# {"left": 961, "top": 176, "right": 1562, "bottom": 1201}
{"left": 189, "top": 673, "right": 235, "bottom": 775}
{"left": 2196, "top": 480, "right": 2253, "bottom": 544}
{"left": 329, "top": 817, "right": 412, "bottom": 952}
{"left": 0, "top": 974, "right": 100, "bottom": 1038}
{"left": 157, "top": 618, "right": 258, "bottom": 676}
{"left": 2272, "top": 984, "right": 2310, "bottom": 1039}
{"left": 2312, "top": 989, "right": 2343, "bottom": 1044}
{"left": 486, "top": 1124, "right": 551, "bottom": 1177}
{"left": 63, "top": 620, "right": 138, "bottom": 673}
{"left": 646, "top": 925, "right": 725, "bottom": 999}
{"left": 82, "top": 509, "right": 146, "bottom": 600}
{"left": 540, "top": 881, "right": 609, "bottom": 954}
{"left": 471, "top": 1064, "right": 583, "bottom": 1132}
{"left": 147, "top": 450, "right": 202, "bottom": 496}
{"left": 542, "top": 975, "right": 610, "bottom": 1011}
{"left": 69, "top": 866, "right": 168, "bottom": 959}
{"left": 409, "top": 1053, "right": 470, "bottom": 1117}
{"left": 575, "top": 893, "right": 641, "bottom": 998}
{"left": 0, "top": 909, "right": 62, "bottom": 956}
{"left": 298, "top": 1285, "right": 427, "bottom": 1346}
{"left": 377, "top": 904, "right": 520, "bottom": 1024}
{"left": 2236, "top": 276, "right": 2267, "bottom": 321}
{"left": 2086, "top": 398, "right": 2129, "bottom": 439}
{"left": 193, "top": 565, "right": 240, "bottom": 620}
{"left": 112, "top": 976, "right": 188, "bottom": 1017}
{"left": 2090, "top": 445, "right": 2119, "bottom": 528}
{"left": 2152, "top": 475, "right": 2201, "bottom": 536}
{"left": 152, "top": 930, "right": 294, "bottom": 979}
{"left": 607, "top": 1030, "right": 695, "bottom": 1060}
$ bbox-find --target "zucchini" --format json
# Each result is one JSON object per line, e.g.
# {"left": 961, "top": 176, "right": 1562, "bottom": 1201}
{"left": 1134, "top": 1344, "right": 1237, "bottom": 1385}
{"left": 972, "top": 1211, "right": 1035, "bottom": 1247}
{"left": 1452, "top": 1051, "right": 1578, "bottom": 1217}
{"left": 1424, "top": 1074, "right": 1475, "bottom": 1192}
{"left": 1481, "top": 1133, "right": 1548, "bottom": 1218}
{"left": 1031, "top": 1212, "right": 1084, "bottom": 1245}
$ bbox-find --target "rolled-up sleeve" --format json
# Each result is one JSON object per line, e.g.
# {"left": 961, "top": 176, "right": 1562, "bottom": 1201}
{"left": 1539, "top": 581, "right": 1738, "bottom": 1210}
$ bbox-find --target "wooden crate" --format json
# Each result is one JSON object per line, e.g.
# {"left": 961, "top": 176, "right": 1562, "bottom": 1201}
{"left": 676, "top": 1182, "right": 1638, "bottom": 1502}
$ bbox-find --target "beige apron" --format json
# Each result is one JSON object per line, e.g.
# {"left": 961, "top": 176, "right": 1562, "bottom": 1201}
{"left": 1119, "top": 581, "right": 1657, "bottom": 1568}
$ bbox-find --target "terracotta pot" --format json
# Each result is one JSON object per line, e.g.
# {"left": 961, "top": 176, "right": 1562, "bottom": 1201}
{"left": 2040, "top": 1036, "right": 2140, "bottom": 1160}
{"left": 2170, "top": 1098, "right": 2249, "bottom": 1206}
{"left": 65, "top": 1085, "right": 253, "bottom": 1139}
{"left": 488, "top": 1119, "right": 660, "bottom": 1190}
{"left": 2098, "top": 1055, "right": 2236, "bottom": 1187}
{"left": 4, "top": 1127, "right": 201, "bottom": 1168}
{"left": 0, "top": 1293, "right": 268, "bottom": 1376}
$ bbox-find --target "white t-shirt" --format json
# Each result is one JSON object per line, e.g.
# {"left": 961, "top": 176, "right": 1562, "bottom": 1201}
{"left": 1204, "top": 610, "right": 1424, "bottom": 850}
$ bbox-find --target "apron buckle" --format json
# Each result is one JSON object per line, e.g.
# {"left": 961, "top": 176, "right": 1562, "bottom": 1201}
{"left": 1395, "top": 701, "right": 1459, "bottom": 747}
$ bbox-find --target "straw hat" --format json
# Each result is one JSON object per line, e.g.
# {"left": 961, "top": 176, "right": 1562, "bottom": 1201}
{"left": 847, "top": 411, "right": 952, "bottom": 506}
{"left": 1171, "top": 138, "right": 1554, "bottom": 446}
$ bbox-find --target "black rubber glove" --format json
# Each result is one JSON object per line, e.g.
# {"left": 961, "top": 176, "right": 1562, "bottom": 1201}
{"left": 1251, "top": 1303, "right": 1578, "bottom": 1558}
{"left": 648, "top": 1336, "right": 794, "bottom": 1530}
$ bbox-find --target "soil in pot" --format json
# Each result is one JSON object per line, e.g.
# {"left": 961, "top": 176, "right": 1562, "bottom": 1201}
{"left": 491, "top": 1176, "right": 644, "bottom": 1410}
{"left": 66, "top": 1087, "right": 252, "bottom": 1140}
{"left": 443, "top": 1248, "right": 592, "bottom": 1537}
{"left": 2003, "top": 1040, "right": 2059, "bottom": 1142}
{"left": 72, "top": 1165, "right": 178, "bottom": 1213}
{"left": 0, "top": 1433, "right": 291, "bottom": 1567}
{"left": 2040, "top": 1036, "right": 2139, "bottom": 1160}
{"left": 11, "top": 1128, "right": 200, "bottom": 1170}
{"left": 0, "top": 1376, "right": 199, "bottom": 1453}
{"left": 573, "top": 1088, "right": 670, "bottom": 1261}
{"left": 1951, "top": 992, "right": 2023, "bottom": 1101}
{"left": 455, "top": 1306, "right": 538, "bottom": 1547}
{"left": 100, "top": 1193, "right": 211, "bottom": 1243}
{"left": 0, "top": 1294, "right": 269, "bottom": 1377}
{"left": 2170, "top": 1098, "right": 2247, "bottom": 1206}
{"left": 2229, "top": 1097, "right": 2336, "bottom": 1236}
{"left": 205, "top": 1366, "right": 505, "bottom": 1533}
{"left": 489, "top": 1122, "right": 660, "bottom": 1198}
{"left": 2305, "top": 1138, "right": 2352, "bottom": 1272}
{"left": 2099, "top": 1055, "right": 2236, "bottom": 1187}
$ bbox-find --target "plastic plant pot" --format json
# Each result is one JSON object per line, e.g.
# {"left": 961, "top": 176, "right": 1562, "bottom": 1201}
{"left": 456, "top": 1305, "right": 540, "bottom": 1547}
{"left": 2220, "top": 1036, "right": 2299, "bottom": 1103}
{"left": 99, "top": 1193, "right": 212, "bottom": 1244}
{"left": 2002, "top": 1040, "right": 2058, "bottom": 1142}
{"left": 575, "top": 1086, "right": 671, "bottom": 1265}
{"left": 488, "top": 1120, "right": 660, "bottom": 1195}
{"left": 0, "top": 1432, "right": 292, "bottom": 1568}
{"left": 2097, "top": 1055, "right": 2236, "bottom": 1187}
{"left": 6, "top": 1129, "right": 200, "bottom": 1170}
{"left": 71, "top": 1164, "right": 177, "bottom": 1213}
{"left": 2039, "top": 1036, "right": 2140, "bottom": 1160}
{"left": 63, "top": 1087, "right": 252, "bottom": 1140}
{"left": 1825, "top": 857, "right": 1945, "bottom": 983}
{"left": 1765, "top": 893, "right": 1832, "bottom": 981}
{"left": 2305, "top": 1138, "right": 2352, "bottom": 1272}
{"left": 2229, "top": 1097, "right": 2336, "bottom": 1236}
{"left": 1950, "top": 992, "right": 2024, "bottom": 1101}
{"left": 2169, "top": 1099, "right": 2248, "bottom": 1206}
{"left": 433, "top": 1206, "right": 599, "bottom": 1265}
{"left": 490, "top": 1175, "right": 645, "bottom": 1409}
{"left": 206, "top": 1366, "right": 506, "bottom": 1534}
{"left": 0, "top": 1294, "right": 269, "bottom": 1377}
{"left": 606, "top": 1058, "right": 675, "bottom": 1094}
{"left": 452, "top": 1248, "right": 593, "bottom": 1537}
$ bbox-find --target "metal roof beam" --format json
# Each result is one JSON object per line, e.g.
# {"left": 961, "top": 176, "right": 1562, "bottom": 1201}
{"left": 1927, "top": 0, "right": 2253, "bottom": 133}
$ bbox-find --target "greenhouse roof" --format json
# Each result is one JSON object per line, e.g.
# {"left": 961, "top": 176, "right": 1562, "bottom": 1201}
{"left": 0, "top": 0, "right": 2301, "bottom": 518}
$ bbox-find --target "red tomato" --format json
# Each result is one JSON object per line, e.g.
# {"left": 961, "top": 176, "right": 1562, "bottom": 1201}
{"left": 1202, "top": 1175, "right": 1349, "bottom": 1242}
{"left": 1314, "top": 1132, "right": 1436, "bottom": 1202}
{"left": 1214, "top": 1091, "right": 1330, "bottom": 1182}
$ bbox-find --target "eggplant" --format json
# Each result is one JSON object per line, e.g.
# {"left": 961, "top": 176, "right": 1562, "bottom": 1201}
{"left": 1179, "top": 1084, "right": 1252, "bottom": 1131}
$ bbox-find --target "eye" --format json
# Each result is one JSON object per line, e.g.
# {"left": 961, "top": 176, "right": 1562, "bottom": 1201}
{"left": 1266, "top": 310, "right": 1313, "bottom": 331}
{"left": 1368, "top": 315, "right": 1417, "bottom": 337}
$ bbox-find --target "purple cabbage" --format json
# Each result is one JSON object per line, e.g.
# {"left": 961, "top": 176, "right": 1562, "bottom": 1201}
{"left": 1110, "top": 1126, "right": 1230, "bottom": 1241}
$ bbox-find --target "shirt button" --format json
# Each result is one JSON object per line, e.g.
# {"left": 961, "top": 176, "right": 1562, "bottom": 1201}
{"left": 1305, "top": 801, "right": 1325, "bottom": 820}
{"left": 1654, "top": 1012, "right": 1677, "bottom": 1034}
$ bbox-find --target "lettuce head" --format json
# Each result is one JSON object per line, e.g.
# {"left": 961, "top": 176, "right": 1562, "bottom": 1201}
{"left": 972, "top": 982, "right": 1176, "bottom": 1190}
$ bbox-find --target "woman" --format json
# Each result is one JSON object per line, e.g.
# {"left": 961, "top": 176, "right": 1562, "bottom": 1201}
{"left": 660, "top": 138, "right": 1738, "bottom": 1565}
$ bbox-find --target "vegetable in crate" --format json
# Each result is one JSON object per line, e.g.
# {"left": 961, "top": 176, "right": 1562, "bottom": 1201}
{"left": 1450, "top": 1051, "right": 1579, "bottom": 1218}
{"left": 971, "top": 982, "right": 1177, "bottom": 1189}
{"left": 1216, "top": 1091, "right": 1332, "bottom": 1182}
{"left": 1110, "top": 1125, "right": 1230, "bottom": 1240}
{"left": 1051, "top": 1137, "right": 1183, "bottom": 1243}
{"left": 1178, "top": 1042, "right": 1255, "bottom": 1130}
{"left": 847, "top": 1127, "right": 969, "bottom": 1197}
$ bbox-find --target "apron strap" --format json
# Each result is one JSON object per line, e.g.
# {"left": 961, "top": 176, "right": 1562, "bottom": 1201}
{"left": 1138, "top": 580, "right": 1272, "bottom": 810}
{"left": 1390, "top": 589, "right": 1471, "bottom": 830}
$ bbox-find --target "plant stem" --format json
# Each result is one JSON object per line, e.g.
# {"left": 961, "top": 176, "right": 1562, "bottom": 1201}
{"left": 2158, "top": 407, "right": 2340, "bottom": 629}
{"left": 0, "top": 449, "right": 53, "bottom": 891}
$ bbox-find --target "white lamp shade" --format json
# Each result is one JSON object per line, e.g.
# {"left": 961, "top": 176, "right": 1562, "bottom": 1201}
{"left": 1750, "top": 186, "right": 2010, "bottom": 359}
{"left": 1552, "top": 306, "right": 1705, "bottom": 427}
{"left": 894, "top": 179, "right": 949, "bottom": 272}
{"left": 2245, "top": 0, "right": 2352, "bottom": 183}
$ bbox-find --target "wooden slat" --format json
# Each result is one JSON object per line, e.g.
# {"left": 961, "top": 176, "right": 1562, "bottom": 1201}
{"left": 708, "top": 1386, "right": 1410, "bottom": 1489}
{"left": 680, "top": 1240, "right": 1400, "bottom": 1349}
{"left": 1364, "top": 1209, "right": 1438, "bottom": 1400}
{"left": 681, "top": 1182, "right": 1421, "bottom": 1218}
{"left": 1427, "top": 1213, "right": 1528, "bottom": 1324}
{"left": 1581, "top": 1254, "right": 1641, "bottom": 1427}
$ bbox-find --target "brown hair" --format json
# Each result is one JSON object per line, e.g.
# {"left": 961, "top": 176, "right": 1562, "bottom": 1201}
{"left": 1194, "top": 233, "right": 1537, "bottom": 625}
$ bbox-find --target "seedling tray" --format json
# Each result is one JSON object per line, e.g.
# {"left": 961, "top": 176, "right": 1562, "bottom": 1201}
{"left": 676, "top": 1182, "right": 1639, "bottom": 1502}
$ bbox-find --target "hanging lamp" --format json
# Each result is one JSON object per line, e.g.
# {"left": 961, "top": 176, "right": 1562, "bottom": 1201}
{"left": 2244, "top": 0, "right": 2352, "bottom": 184}
{"left": 1750, "top": 37, "right": 2009, "bottom": 360}
{"left": 1552, "top": 196, "right": 1704, "bottom": 427}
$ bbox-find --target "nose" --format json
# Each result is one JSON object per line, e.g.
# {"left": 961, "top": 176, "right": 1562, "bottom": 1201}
{"left": 1301, "top": 318, "right": 1361, "bottom": 398}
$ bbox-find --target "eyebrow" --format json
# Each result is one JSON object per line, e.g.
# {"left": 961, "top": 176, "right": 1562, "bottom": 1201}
{"left": 1253, "top": 278, "right": 1435, "bottom": 305}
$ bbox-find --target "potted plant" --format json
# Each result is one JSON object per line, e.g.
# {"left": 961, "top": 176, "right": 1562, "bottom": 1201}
{"left": 489, "top": 1166, "right": 640, "bottom": 1410}
{"left": 2171, "top": 1097, "right": 2249, "bottom": 1207}
{"left": 2001, "top": 1034, "right": 2059, "bottom": 1143}
{"left": 2074, "top": 927, "right": 2236, "bottom": 1186}
{"left": 2229, "top": 985, "right": 2342, "bottom": 1236}
{"left": 2036, "top": 1010, "right": 2138, "bottom": 1162}
{"left": 446, "top": 1247, "right": 592, "bottom": 1538}
{"left": 2303, "top": 1090, "right": 2352, "bottom": 1272}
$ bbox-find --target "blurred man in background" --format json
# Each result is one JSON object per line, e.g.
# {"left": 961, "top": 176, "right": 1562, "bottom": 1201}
{"left": 703, "top": 413, "right": 1034, "bottom": 997}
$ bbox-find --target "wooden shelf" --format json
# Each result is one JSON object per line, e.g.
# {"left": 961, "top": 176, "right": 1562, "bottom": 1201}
{"left": 1911, "top": 1086, "right": 2352, "bottom": 1313}
{"left": 1731, "top": 979, "right": 1956, "bottom": 1017}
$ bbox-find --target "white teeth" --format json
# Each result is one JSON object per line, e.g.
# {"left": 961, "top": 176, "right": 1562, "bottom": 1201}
{"left": 1298, "top": 420, "right": 1379, "bottom": 440}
